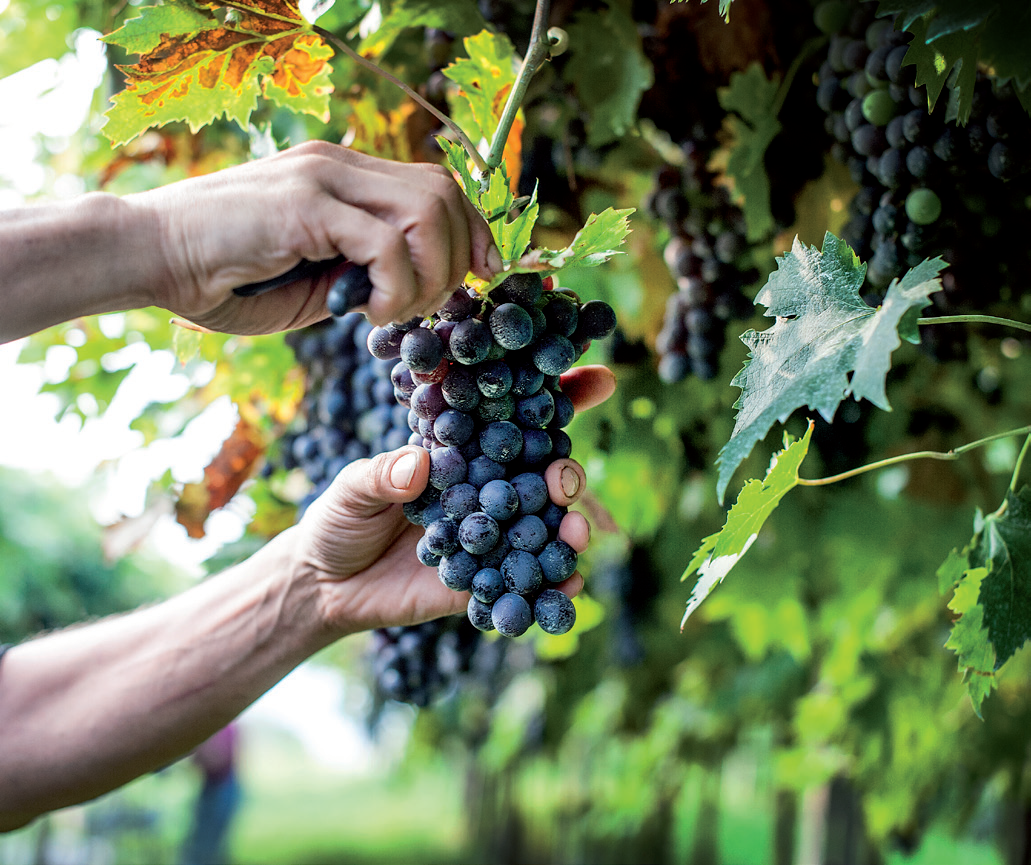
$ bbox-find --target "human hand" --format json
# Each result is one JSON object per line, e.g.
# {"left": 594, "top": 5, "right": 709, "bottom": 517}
{"left": 129, "top": 141, "right": 501, "bottom": 333}
{"left": 290, "top": 364, "right": 617, "bottom": 633}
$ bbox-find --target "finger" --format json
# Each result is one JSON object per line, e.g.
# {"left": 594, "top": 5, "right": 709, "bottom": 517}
{"left": 558, "top": 365, "right": 617, "bottom": 412}
{"left": 323, "top": 446, "right": 430, "bottom": 516}
{"left": 303, "top": 147, "right": 500, "bottom": 283}
{"left": 313, "top": 199, "right": 420, "bottom": 325}
{"left": 553, "top": 571, "right": 584, "bottom": 600}
{"left": 545, "top": 459, "right": 586, "bottom": 507}
{"left": 557, "top": 511, "right": 590, "bottom": 553}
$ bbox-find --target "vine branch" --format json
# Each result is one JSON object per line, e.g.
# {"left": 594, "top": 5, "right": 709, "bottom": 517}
{"left": 313, "top": 25, "right": 489, "bottom": 174}
{"left": 917, "top": 314, "right": 1031, "bottom": 335}
{"left": 485, "top": 0, "right": 554, "bottom": 170}
{"left": 1011, "top": 434, "right": 1031, "bottom": 492}
{"left": 797, "top": 424, "right": 1031, "bottom": 487}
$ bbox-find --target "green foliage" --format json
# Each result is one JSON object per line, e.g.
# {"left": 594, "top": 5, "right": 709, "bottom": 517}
{"left": 716, "top": 234, "right": 945, "bottom": 502}
{"left": 940, "top": 487, "right": 1031, "bottom": 712}
{"left": 442, "top": 29, "right": 518, "bottom": 146}
{"left": 356, "top": 0, "right": 483, "bottom": 58}
{"left": 717, "top": 63, "right": 782, "bottom": 242}
{"left": 102, "top": 0, "right": 336, "bottom": 144}
{"left": 0, "top": 469, "right": 175, "bottom": 642}
{"left": 875, "top": 0, "right": 1031, "bottom": 121}
{"left": 0, "top": 0, "right": 81, "bottom": 78}
{"left": 563, "top": 5, "right": 654, "bottom": 147}
{"left": 683, "top": 423, "right": 813, "bottom": 627}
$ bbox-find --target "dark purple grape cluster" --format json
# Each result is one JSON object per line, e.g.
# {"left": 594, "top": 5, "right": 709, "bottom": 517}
{"left": 367, "top": 273, "right": 617, "bottom": 638}
{"left": 281, "top": 314, "right": 490, "bottom": 706}
{"left": 814, "top": 0, "right": 1031, "bottom": 357}
{"left": 369, "top": 616, "right": 481, "bottom": 706}
{"left": 280, "top": 313, "right": 412, "bottom": 513}
{"left": 647, "top": 149, "right": 759, "bottom": 383}
{"left": 591, "top": 546, "right": 659, "bottom": 668}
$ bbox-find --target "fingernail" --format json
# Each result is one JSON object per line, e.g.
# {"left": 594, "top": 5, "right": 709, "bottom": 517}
{"left": 486, "top": 246, "right": 504, "bottom": 275}
{"left": 560, "top": 466, "right": 580, "bottom": 499}
{"left": 390, "top": 452, "right": 419, "bottom": 490}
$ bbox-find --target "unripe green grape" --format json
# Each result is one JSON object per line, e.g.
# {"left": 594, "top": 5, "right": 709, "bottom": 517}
{"left": 905, "top": 189, "right": 942, "bottom": 225}
{"left": 862, "top": 90, "right": 896, "bottom": 127}
{"left": 813, "top": 0, "right": 849, "bottom": 34}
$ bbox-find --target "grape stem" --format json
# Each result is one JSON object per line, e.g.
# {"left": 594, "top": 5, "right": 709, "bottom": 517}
{"left": 1010, "top": 434, "right": 1031, "bottom": 493}
{"left": 797, "top": 424, "right": 1031, "bottom": 487}
{"left": 917, "top": 314, "right": 1031, "bottom": 335}
{"left": 485, "top": 0, "right": 555, "bottom": 171}
{"left": 313, "top": 25, "right": 489, "bottom": 174}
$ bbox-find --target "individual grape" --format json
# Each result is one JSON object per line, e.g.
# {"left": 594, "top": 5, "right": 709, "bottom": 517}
{"left": 428, "top": 446, "right": 467, "bottom": 489}
{"left": 416, "top": 536, "right": 442, "bottom": 567}
{"left": 478, "top": 479, "right": 520, "bottom": 521}
{"left": 491, "top": 593, "right": 533, "bottom": 638}
{"left": 433, "top": 409, "right": 475, "bottom": 446}
{"left": 543, "top": 293, "right": 578, "bottom": 337}
{"left": 438, "top": 287, "right": 477, "bottom": 321}
{"left": 862, "top": 90, "right": 896, "bottom": 126}
{"left": 506, "top": 515, "right": 548, "bottom": 554}
{"left": 537, "top": 539, "right": 577, "bottom": 584}
{"left": 575, "top": 300, "right": 618, "bottom": 341}
{"left": 480, "top": 421, "right": 523, "bottom": 463}
{"left": 494, "top": 272, "right": 544, "bottom": 306}
{"left": 534, "top": 589, "right": 576, "bottom": 636}
{"left": 509, "top": 355, "right": 546, "bottom": 396}
{"left": 514, "top": 389, "right": 556, "bottom": 429}
{"left": 441, "top": 483, "right": 480, "bottom": 522}
{"left": 510, "top": 472, "right": 549, "bottom": 516}
{"left": 367, "top": 324, "right": 406, "bottom": 360}
{"left": 905, "top": 188, "right": 942, "bottom": 225}
{"left": 400, "top": 327, "right": 444, "bottom": 374}
{"left": 424, "top": 517, "right": 460, "bottom": 557}
{"left": 459, "top": 512, "right": 501, "bottom": 555}
{"left": 467, "top": 455, "right": 507, "bottom": 488}
{"left": 477, "top": 393, "right": 515, "bottom": 423}
{"left": 490, "top": 303, "right": 534, "bottom": 350}
{"left": 411, "top": 382, "right": 448, "bottom": 420}
{"left": 450, "top": 318, "right": 493, "bottom": 364}
{"left": 471, "top": 568, "right": 505, "bottom": 604}
{"left": 477, "top": 360, "right": 513, "bottom": 398}
{"left": 441, "top": 365, "right": 480, "bottom": 412}
{"left": 501, "top": 550, "right": 544, "bottom": 596}
{"left": 438, "top": 550, "right": 479, "bottom": 591}
{"left": 467, "top": 597, "right": 496, "bottom": 632}
{"left": 532, "top": 334, "right": 577, "bottom": 376}
{"left": 519, "top": 429, "right": 554, "bottom": 466}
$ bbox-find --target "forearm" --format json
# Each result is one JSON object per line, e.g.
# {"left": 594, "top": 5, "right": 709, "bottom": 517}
{"left": 0, "top": 527, "right": 333, "bottom": 830}
{"left": 0, "top": 193, "right": 166, "bottom": 343}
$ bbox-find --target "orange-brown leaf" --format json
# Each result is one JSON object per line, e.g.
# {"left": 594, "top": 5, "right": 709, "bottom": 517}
{"left": 175, "top": 418, "right": 266, "bottom": 538}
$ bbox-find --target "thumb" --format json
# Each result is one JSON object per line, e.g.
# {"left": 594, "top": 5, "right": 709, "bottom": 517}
{"left": 323, "top": 446, "right": 430, "bottom": 517}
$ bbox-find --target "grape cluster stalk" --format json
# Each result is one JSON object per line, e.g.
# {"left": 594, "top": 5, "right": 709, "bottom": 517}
{"left": 367, "top": 272, "right": 617, "bottom": 638}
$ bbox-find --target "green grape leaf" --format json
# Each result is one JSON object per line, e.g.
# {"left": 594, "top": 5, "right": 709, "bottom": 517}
{"left": 717, "top": 63, "right": 782, "bottom": 242}
{"left": 944, "top": 564, "right": 997, "bottom": 716}
{"left": 682, "top": 423, "right": 813, "bottom": 628}
{"left": 443, "top": 30, "right": 518, "bottom": 146}
{"left": 436, "top": 135, "right": 478, "bottom": 199}
{"left": 716, "top": 234, "right": 944, "bottom": 503}
{"left": 563, "top": 6, "right": 653, "bottom": 147}
{"left": 521, "top": 208, "right": 636, "bottom": 271}
{"left": 102, "top": 0, "right": 334, "bottom": 145}
{"left": 357, "top": 0, "right": 483, "bottom": 59}
{"left": 971, "top": 487, "right": 1031, "bottom": 669}
{"left": 876, "top": 0, "right": 1031, "bottom": 121}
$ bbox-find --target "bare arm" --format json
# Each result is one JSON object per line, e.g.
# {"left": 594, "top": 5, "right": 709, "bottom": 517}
{"left": 0, "top": 367, "right": 615, "bottom": 832}
{"left": 0, "top": 141, "right": 501, "bottom": 343}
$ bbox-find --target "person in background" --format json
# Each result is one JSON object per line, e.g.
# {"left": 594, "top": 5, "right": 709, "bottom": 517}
{"left": 0, "top": 141, "right": 616, "bottom": 831}
{"left": 180, "top": 724, "right": 242, "bottom": 865}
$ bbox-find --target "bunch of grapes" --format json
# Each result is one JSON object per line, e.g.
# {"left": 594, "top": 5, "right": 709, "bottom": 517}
{"left": 813, "top": 0, "right": 1031, "bottom": 358}
{"left": 368, "top": 617, "right": 482, "bottom": 707}
{"left": 280, "top": 314, "right": 487, "bottom": 706}
{"left": 646, "top": 138, "right": 759, "bottom": 383}
{"left": 280, "top": 313, "right": 412, "bottom": 512}
{"left": 365, "top": 272, "right": 617, "bottom": 638}
{"left": 592, "top": 546, "right": 658, "bottom": 668}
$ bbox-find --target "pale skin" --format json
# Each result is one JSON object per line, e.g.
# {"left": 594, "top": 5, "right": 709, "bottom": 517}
{"left": 0, "top": 142, "right": 617, "bottom": 831}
